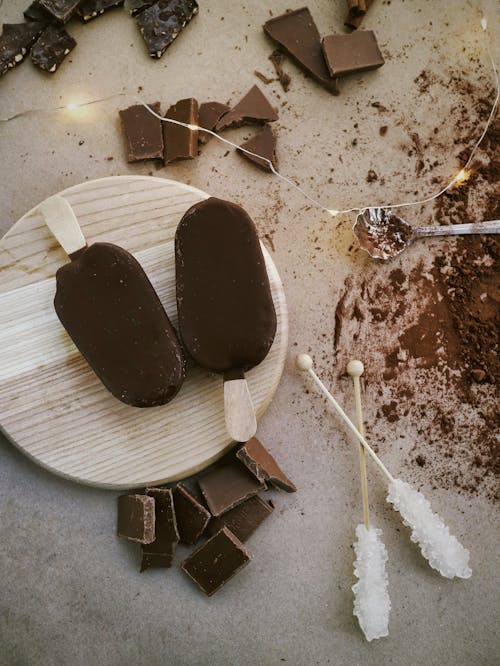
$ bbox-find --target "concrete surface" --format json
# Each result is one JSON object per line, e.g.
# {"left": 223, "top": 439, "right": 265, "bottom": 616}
{"left": 1, "top": 1, "right": 499, "bottom": 664}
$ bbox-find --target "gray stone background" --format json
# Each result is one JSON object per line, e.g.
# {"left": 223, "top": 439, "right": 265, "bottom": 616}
{"left": 1, "top": 1, "right": 498, "bottom": 664}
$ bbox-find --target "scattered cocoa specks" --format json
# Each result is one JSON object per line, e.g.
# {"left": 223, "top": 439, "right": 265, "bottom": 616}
{"left": 254, "top": 70, "right": 274, "bottom": 85}
{"left": 379, "top": 125, "right": 388, "bottom": 136}
{"left": 366, "top": 169, "right": 378, "bottom": 182}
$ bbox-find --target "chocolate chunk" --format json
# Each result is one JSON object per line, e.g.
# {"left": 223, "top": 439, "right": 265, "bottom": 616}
{"left": 238, "top": 124, "right": 278, "bottom": 172}
{"left": 236, "top": 437, "right": 297, "bottom": 492}
{"left": 141, "top": 487, "right": 179, "bottom": 571}
{"left": 263, "top": 8, "right": 339, "bottom": 95}
{"left": 173, "top": 483, "right": 211, "bottom": 544}
{"left": 119, "top": 102, "right": 164, "bottom": 162}
{"left": 181, "top": 527, "right": 252, "bottom": 596}
{"left": 77, "top": 0, "right": 124, "bottom": 22}
{"left": 31, "top": 24, "right": 76, "bottom": 72}
{"left": 24, "top": 2, "right": 52, "bottom": 23}
{"left": 124, "top": 0, "right": 154, "bottom": 14}
{"left": 163, "top": 98, "right": 198, "bottom": 163}
{"left": 345, "top": 0, "right": 374, "bottom": 29}
{"left": 269, "top": 49, "right": 291, "bottom": 92}
{"left": 136, "top": 0, "right": 198, "bottom": 59}
{"left": 198, "top": 101, "right": 230, "bottom": 144}
{"left": 347, "top": 0, "right": 367, "bottom": 17}
{"left": 38, "top": 0, "right": 82, "bottom": 23}
{"left": 198, "top": 459, "right": 266, "bottom": 517}
{"left": 0, "top": 22, "right": 45, "bottom": 77}
{"left": 54, "top": 242, "right": 185, "bottom": 407}
{"left": 321, "top": 31, "right": 384, "bottom": 78}
{"left": 215, "top": 85, "right": 278, "bottom": 131}
{"left": 175, "top": 197, "right": 277, "bottom": 374}
{"left": 117, "top": 494, "right": 155, "bottom": 544}
{"left": 208, "top": 495, "right": 273, "bottom": 542}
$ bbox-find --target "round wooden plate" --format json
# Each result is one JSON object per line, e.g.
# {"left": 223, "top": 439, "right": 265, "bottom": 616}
{"left": 0, "top": 176, "right": 288, "bottom": 489}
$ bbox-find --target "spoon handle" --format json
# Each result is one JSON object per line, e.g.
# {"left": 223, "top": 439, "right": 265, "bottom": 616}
{"left": 415, "top": 220, "right": 500, "bottom": 238}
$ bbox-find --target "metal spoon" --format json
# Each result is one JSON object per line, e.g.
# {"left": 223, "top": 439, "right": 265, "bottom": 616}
{"left": 353, "top": 208, "right": 500, "bottom": 260}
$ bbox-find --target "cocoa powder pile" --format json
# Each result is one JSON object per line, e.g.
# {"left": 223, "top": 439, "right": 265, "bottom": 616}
{"left": 334, "top": 114, "right": 499, "bottom": 501}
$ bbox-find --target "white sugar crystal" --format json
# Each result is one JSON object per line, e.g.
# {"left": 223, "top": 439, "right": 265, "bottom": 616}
{"left": 352, "top": 524, "right": 390, "bottom": 641}
{"left": 387, "top": 479, "right": 471, "bottom": 579}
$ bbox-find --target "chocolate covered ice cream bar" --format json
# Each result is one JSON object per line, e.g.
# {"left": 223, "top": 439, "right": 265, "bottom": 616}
{"left": 175, "top": 197, "right": 277, "bottom": 440}
{"left": 40, "top": 195, "right": 185, "bottom": 407}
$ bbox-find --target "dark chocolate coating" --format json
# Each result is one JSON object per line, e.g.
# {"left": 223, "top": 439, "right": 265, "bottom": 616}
{"left": 31, "top": 24, "right": 76, "bottom": 73}
{"left": 175, "top": 197, "right": 277, "bottom": 374}
{"left": 0, "top": 22, "right": 45, "bottom": 76}
{"left": 136, "top": 0, "right": 198, "bottom": 58}
{"left": 54, "top": 242, "right": 185, "bottom": 407}
{"left": 38, "top": 0, "right": 81, "bottom": 23}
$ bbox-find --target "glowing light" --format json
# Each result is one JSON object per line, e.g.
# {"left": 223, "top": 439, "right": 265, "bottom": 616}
{"left": 187, "top": 123, "right": 199, "bottom": 131}
{"left": 481, "top": 17, "right": 487, "bottom": 31}
{"left": 66, "top": 103, "right": 78, "bottom": 111}
{"left": 328, "top": 209, "right": 340, "bottom": 217}
{"left": 454, "top": 168, "right": 469, "bottom": 185}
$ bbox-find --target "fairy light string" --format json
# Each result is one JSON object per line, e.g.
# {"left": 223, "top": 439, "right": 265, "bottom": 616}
{"left": 0, "top": 17, "right": 497, "bottom": 219}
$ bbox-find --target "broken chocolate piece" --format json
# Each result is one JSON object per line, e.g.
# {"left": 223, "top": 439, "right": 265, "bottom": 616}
{"left": 136, "top": 0, "right": 198, "bottom": 59}
{"left": 119, "top": 102, "right": 164, "bottom": 162}
{"left": 141, "top": 487, "right": 179, "bottom": 571}
{"left": 181, "top": 527, "right": 252, "bottom": 596}
{"left": 124, "top": 0, "right": 154, "bottom": 13}
{"left": 321, "top": 31, "right": 384, "bottom": 77}
{"left": 77, "top": 0, "right": 124, "bottom": 21}
{"left": 39, "top": 0, "right": 81, "bottom": 23}
{"left": 198, "top": 101, "right": 230, "bottom": 144}
{"left": 345, "top": 0, "right": 374, "bottom": 29}
{"left": 208, "top": 496, "right": 273, "bottom": 542}
{"left": 31, "top": 24, "right": 76, "bottom": 73}
{"left": 269, "top": 49, "right": 291, "bottom": 92}
{"left": 215, "top": 85, "right": 278, "bottom": 131}
{"left": 24, "top": 2, "right": 52, "bottom": 23}
{"left": 175, "top": 197, "right": 277, "bottom": 375}
{"left": 117, "top": 494, "right": 155, "bottom": 544}
{"left": 0, "top": 22, "right": 45, "bottom": 76}
{"left": 173, "top": 483, "right": 211, "bottom": 545}
{"left": 163, "top": 98, "right": 198, "bottom": 163}
{"left": 263, "top": 8, "right": 339, "bottom": 95}
{"left": 199, "top": 459, "right": 266, "bottom": 517}
{"left": 347, "top": 0, "right": 367, "bottom": 17}
{"left": 238, "top": 125, "right": 278, "bottom": 172}
{"left": 236, "top": 437, "right": 297, "bottom": 492}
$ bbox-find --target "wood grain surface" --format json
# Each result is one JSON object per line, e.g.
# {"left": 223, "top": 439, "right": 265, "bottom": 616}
{"left": 0, "top": 176, "right": 288, "bottom": 489}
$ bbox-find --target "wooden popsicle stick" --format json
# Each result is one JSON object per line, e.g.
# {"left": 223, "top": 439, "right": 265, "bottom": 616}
{"left": 347, "top": 360, "right": 370, "bottom": 529}
{"left": 224, "top": 372, "right": 257, "bottom": 442}
{"left": 39, "top": 195, "right": 87, "bottom": 259}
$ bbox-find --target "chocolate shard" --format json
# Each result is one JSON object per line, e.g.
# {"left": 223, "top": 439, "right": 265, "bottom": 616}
{"left": 175, "top": 197, "right": 277, "bottom": 375}
{"left": 238, "top": 124, "right": 278, "bottom": 173}
{"left": 117, "top": 494, "right": 155, "bottom": 544}
{"left": 321, "top": 31, "right": 384, "bottom": 78}
{"left": 347, "top": 0, "right": 367, "bottom": 17}
{"left": 345, "top": 0, "right": 374, "bottom": 29}
{"left": 198, "top": 101, "right": 230, "bottom": 145}
{"left": 136, "top": 0, "right": 198, "bottom": 59}
{"left": 263, "top": 8, "right": 339, "bottom": 95}
{"left": 181, "top": 527, "right": 252, "bottom": 596}
{"left": 163, "top": 97, "right": 198, "bottom": 164}
{"left": 119, "top": 102, "right": 164, "bottom": 162}
{"left": 173, "top": 483, "right": 211, "bottom": 545}
{"left": 198, "top": 459, "right": 266, "bottom": 517}
{"left": 124, "top": 0, "right": 154, "bottom": 13}
{"left": 38, "top": 0, "right": 82, "bottom": 23}
{"left": 77, "top": 0, "right": 124, "bottom": 22}
{"left": 141, "top": 487, "right": 179, "bottom": 571}
{"left": 31, "top": 24, "right": 76, "bottom": 73}
{"left": 215, "top": 85, "right": 278, "bottom": 131}
{"left": 0, "top": 22, "right": 45, "bottom": 77}
{"left": 24, "top": 2, "right": 52, "bottom": 23}
{"left": 236, "top": 437, "right": 297, "bottom": 492}
{"left": 208, "top": 495, "right": 273, "bottom": 543}
{"left": 269, "top": 49, "right": 291, "bottom": 92}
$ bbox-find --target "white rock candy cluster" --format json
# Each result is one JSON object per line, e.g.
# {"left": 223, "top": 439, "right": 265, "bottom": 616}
{"left": 387, "top": 479, "right": 472, "bottom": 579}
{"left": 352, "top": 524, "right": 391, "bottom": 641}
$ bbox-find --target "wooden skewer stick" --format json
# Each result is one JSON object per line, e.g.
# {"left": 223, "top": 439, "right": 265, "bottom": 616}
{"left": 295, "top": 354, "right": 394, "bottom": 484}
{"left": 347, "top": 360, "right": 370, "bottom": 529}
